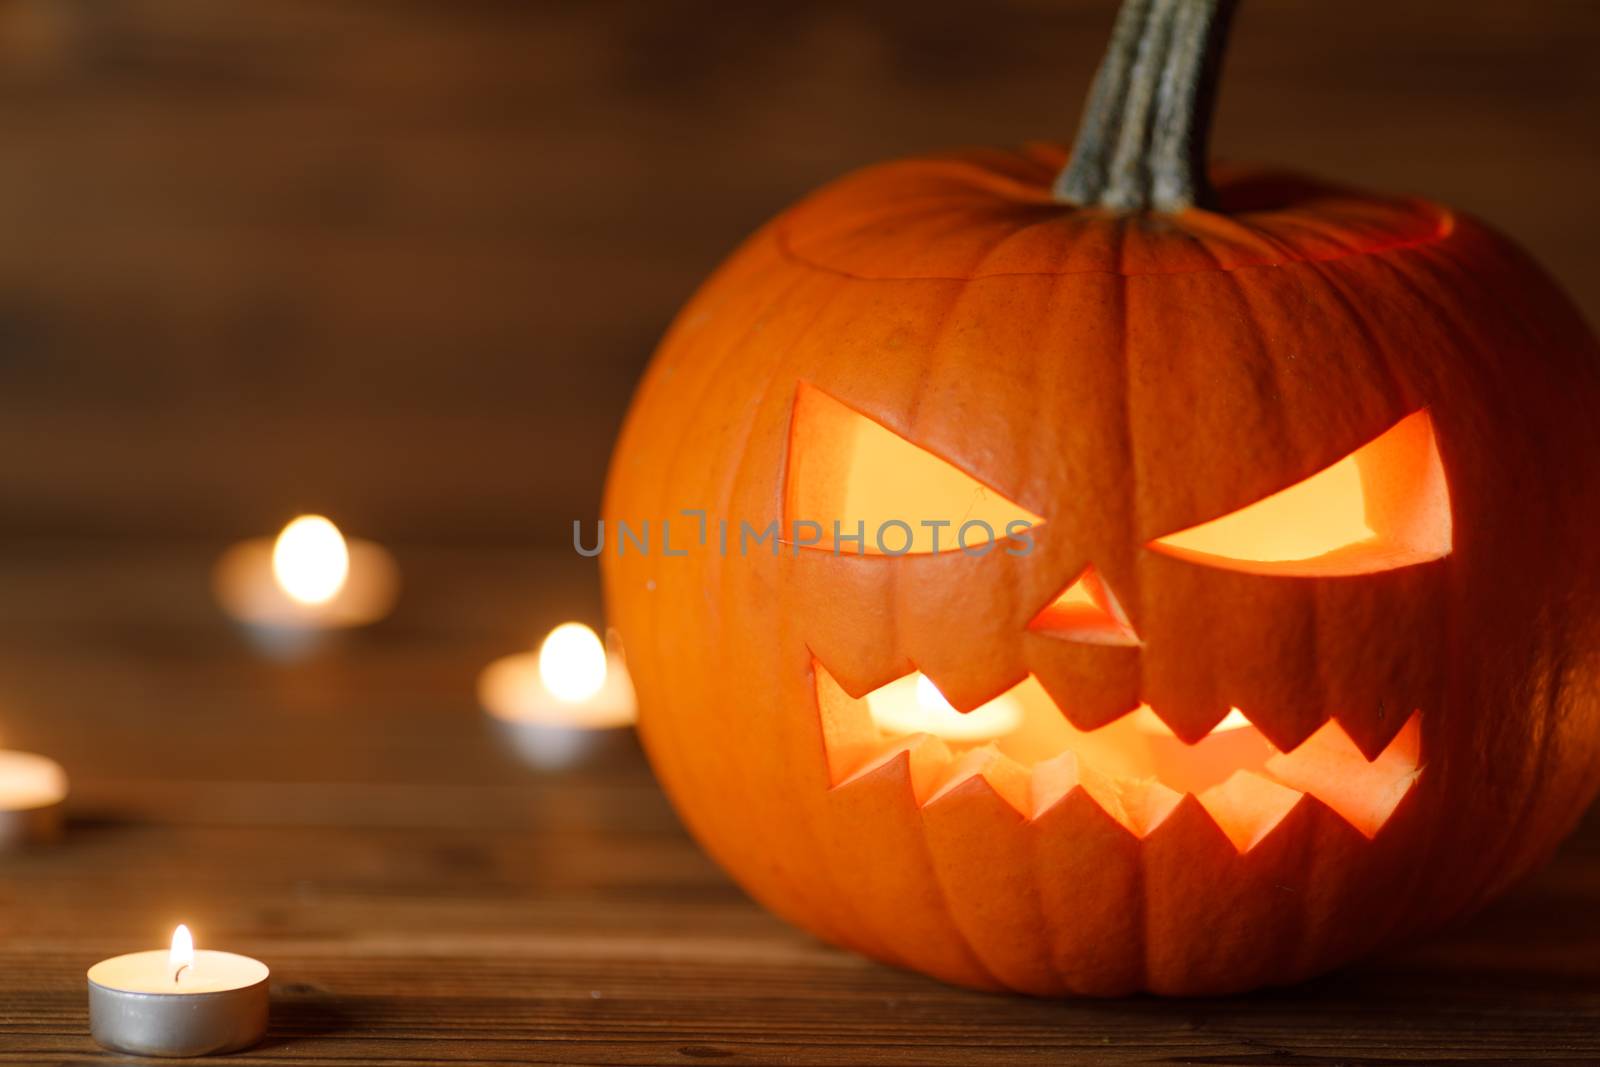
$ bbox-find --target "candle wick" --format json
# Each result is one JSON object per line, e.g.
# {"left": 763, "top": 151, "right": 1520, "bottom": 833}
{"left": 173, "top": 964, "right": 189, "bottom": 984}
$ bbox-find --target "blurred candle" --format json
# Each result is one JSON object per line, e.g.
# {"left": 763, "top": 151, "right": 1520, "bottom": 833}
{"left": 479, "top": 623, "right": 637, "bottom": 767}
{"left": 88, "top": 924, "right": 269, "bottom": 1057}
{"left": 213, "top": 515, "right": 398, "bottom": 633}
{"left": 865, "top": 674, "right": 1023, "bottom": 742}
{"left": 0, "top": 748, "right": 67, "bottom": 849}
{"left": 272, "top": 515, "right": 349, "bottom": 604}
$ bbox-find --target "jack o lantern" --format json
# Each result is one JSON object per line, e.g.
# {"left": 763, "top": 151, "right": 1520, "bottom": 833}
{"left": 602, "top": 0, "right": 1600, "bottom": 995}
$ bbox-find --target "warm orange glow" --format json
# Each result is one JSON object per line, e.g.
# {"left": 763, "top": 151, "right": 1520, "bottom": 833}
{"left": 855, "top": 678, "right": 1282, "bottom": 794}
{"left": 1164, "top": 452, "right": 1373, "bottom": 561}
{"left": 816, "top": 661, "right": 1422, "bottom": 850}
{"left": 865, "top": 673, "right": 1023, "bottom": 742}
{"left": 169, "top": 924, "right": 194, "bottom": 981}
{"left": 478, "top": 634, "right": 637, "bottom": 738}
{"left": 1211, "top": 708, "right": 1254, "bottom": 732}
{"left": 271, "top": 515, "right": 350, "bottom": 604}
{"left": 1134, "top": 706, "right": 1252, "bottom": 734}
{"left": 538, "top": 623, "right": 608, "bottom": 703}
{"left": 786, "top": 383, "right": 1042, "bottom": 554}
{"left": 1150, "top": 409, "right": 1451, "bottom": 576}
{"left": 1266, "top": 713, "right": 1422, "bottom": 837}
{"left": 1029, "top": 565, "right": 1139, "bottom": 645}
{"left": 0, "top": 749, "right": 69, "bottom": 810}
{"left": 1197, "top": 771, "right": 1305, "bottom": 851}
{"left": 1076, "top": 769, "right": 1184, "bottom": 838}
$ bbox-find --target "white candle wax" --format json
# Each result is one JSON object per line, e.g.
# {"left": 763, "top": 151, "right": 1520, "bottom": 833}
{"left": 213, "top": 515, "right": 399, "bottom": 632}
{"left": 0, "top": 749, "right": 67, "bottom": 849}
{"left": 479, "top": 623, "right": 637, "bottom": 768}
{"left": 88, "top": 930, "right": 269, "bottom": 1057}
{"left": 89, "top": 949, "right": 268, "bottom": 995}
{"left": 479, "top": 650, "right": 637, "bottom": 730}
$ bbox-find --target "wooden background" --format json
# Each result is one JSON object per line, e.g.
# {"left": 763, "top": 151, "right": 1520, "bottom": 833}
{"left": 0, "top": 1, "right": 1598, "bottom": 1063}
{"left": 0, "top": 0, "right": 1596, "bottom": 545}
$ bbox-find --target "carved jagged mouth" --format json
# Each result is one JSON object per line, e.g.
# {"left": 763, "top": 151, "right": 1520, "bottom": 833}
{"left": 815, "top": 662, "right": 1422, "bottom": 852}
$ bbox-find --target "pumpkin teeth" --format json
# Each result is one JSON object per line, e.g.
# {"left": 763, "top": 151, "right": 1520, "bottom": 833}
{"left": 926, "top": 745, "right": 1033, "bottom": 812}
{"left": 1334, "top": 701, "right": 1424, "bottom": 764}
{"left": 816, "top": 659, "right": 1421, "bottom": 851}
{"left": 1204, "top": 701, "right": 1328, "bottom": 758}
{"left": 1028, "top": 751, "right": 1081, "bottom": 819}
{"left": 1265, "top": 712, "right": 1423, "bottom": 838}
{"left": 1196, "top": 771, "right": 1308, "bottom": 851}
{"left": 836, "top": 732, "right": 955, "bottom": 805}
{"left": 1075, "top": 768, "right": 1185, "bottom": 838}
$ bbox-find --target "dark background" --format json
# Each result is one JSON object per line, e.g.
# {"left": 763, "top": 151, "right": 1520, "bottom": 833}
{"left": 2, "top": 3, "right": 1600, "bottom": 1062}
{"left": 1, "top": 0, "right": 1596, "bottom": 549}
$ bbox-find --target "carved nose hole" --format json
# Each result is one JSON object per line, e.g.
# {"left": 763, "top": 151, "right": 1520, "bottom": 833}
{"left": 1027, "top": 565, "right": 1140, "bottom": 646}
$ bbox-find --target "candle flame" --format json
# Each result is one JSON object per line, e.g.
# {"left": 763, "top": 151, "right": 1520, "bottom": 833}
{"left": 170, "top": 923, "right": 195, "bottom": 983}
{"left": 538, "top": 623, "right": 608, "bottom": 703}
{"left": 272, "top": 515, "right": 350, "bottom": 605}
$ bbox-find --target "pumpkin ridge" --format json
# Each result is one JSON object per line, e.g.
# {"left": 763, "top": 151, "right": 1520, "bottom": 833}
{"left": 892, "top": 750, "right": 1013, "bottom": 990}
{"left": 706, "top": 276, "right": 908, "bottom": 952}
{"left": 627, "top": 258, "right": 873, "bottom": 959}
{"left": 775, "top": 206, "right": 1455, "bottom": 283}
{"left": 916, "top": 776, "right": 1040, "bottom": 992}
{"left": 1388, "top": 241, "right": 1582, "bottom": 910}
{"left": 1298, "top": 260, "right": 1424, "bottom": 762}
{"left": 639, "top": 255, "right": 830, "bottom": 817}
{"left": 1111, "top": 213, "right": 1148, "bottom": 739}
{"left": 1245, "top": 203, "right": 1444, "bottom": 268}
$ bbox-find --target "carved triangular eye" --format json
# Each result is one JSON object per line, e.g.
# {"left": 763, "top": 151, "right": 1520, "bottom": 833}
{"left": 786, "top": 383, "right": 1043, "bottom": 555}
{"left": 1149, "top": 410, "right": 1451, "bottom": 576}
{"left": 1028, "top": 565, "right": 1140, "bottom": 645}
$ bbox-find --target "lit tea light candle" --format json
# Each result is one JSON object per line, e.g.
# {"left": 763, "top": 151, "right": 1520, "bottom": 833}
{"left": 480, "top": 623, "right": 637, "bottom": 767}
{"left": 88, "top": 924, "right": 269, "bottom": 1057}
{"left": 213, "top": 514, "right": 399, "bottom": 632}
{"left": 0, "top": 748, "right": 67, "bottom": 849}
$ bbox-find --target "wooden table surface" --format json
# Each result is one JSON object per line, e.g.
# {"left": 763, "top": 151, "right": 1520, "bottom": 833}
{"left": 2, "top": 1, "right": 1599, "bottom": 1063}
{"left": 0, "top": 544, "right": 1596, "bottom": 1066}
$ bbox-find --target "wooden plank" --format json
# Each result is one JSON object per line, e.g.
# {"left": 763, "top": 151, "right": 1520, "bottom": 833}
{"left": 0, "top": 0, "right": 1595, "bottom": 543}
{"left": 0, "top": 0, "right": 1598, "bottom": 1059}
{"left": 0, "top": 544, "right": 1597, "bottom": 1062}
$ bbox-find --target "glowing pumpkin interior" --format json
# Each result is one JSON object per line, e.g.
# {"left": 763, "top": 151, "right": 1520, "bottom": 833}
{"left": 1150, "top": 407, "right": 1452, "bottom": 576}
{"left": 817, "top": 665, "right": 1421, "bottom": 851}
{"left": 786, "top": 382, "right": 1044, "bottom": 555}
{"left": 790, "top": 385, "right": 1444, "bottom": 852}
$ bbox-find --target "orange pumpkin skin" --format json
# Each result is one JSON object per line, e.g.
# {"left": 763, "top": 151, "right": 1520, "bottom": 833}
{"left": 602, "top": 145, "right": 1600, "bottom": 995}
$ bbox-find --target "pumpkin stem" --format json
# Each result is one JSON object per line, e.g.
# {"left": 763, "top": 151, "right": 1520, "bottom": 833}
{"left": 1054, "top": 0, "right": 1238, "bottom": 213}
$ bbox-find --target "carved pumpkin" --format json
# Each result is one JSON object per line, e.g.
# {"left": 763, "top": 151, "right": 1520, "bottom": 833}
{"left": 602, "top": 0, "right": 1600, "bottom": 994}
